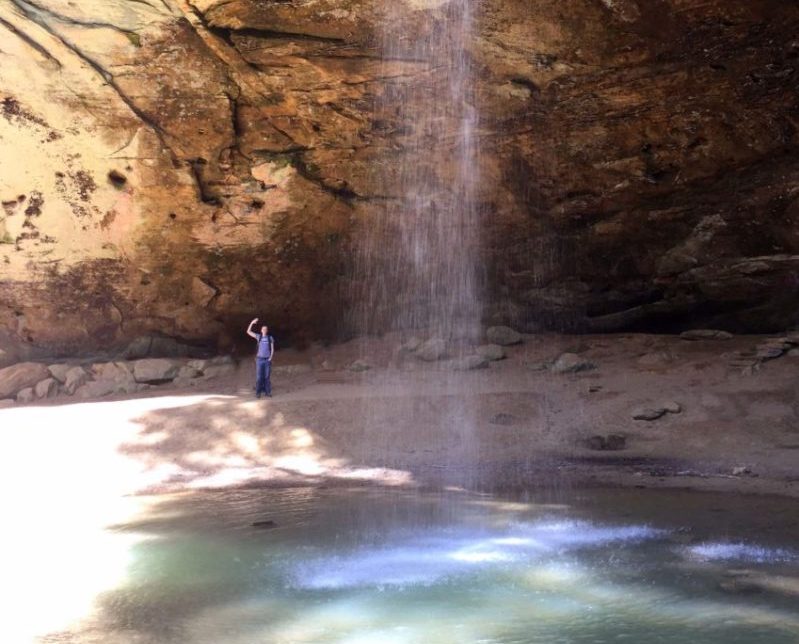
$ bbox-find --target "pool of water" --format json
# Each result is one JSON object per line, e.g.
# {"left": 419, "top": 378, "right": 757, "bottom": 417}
{"left": 60, "top": 487, "right": 799, "bottom": 643}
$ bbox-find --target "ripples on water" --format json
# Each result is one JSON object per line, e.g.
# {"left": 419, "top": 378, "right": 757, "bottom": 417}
{"left": 55, "top": 488, "right": 799, "bottom": 644}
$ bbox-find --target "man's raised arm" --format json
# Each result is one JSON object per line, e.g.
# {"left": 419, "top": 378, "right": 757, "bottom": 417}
{"left": 246, "top": 317, "right": 259, "bottom": 339}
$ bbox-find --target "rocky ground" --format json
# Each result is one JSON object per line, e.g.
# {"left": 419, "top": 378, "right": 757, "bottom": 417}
{"left": 1, "top": 328, "right": 797, "bottom": 499}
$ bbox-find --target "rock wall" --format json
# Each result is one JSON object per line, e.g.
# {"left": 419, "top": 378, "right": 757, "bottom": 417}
{"left": 1, "top": 0, "right": 797, "bottom": 359}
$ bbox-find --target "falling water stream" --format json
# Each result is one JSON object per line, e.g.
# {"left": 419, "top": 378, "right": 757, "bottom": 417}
{"left": 354, "top": 0, "right": 481, "bottom": 343}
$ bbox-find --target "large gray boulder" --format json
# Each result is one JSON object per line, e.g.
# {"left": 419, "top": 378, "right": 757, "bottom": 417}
{"left": 416, "top": 338, "right": 447, "bottom": 362}
{"left": 486, "top": 326, "right": 522, "bottom": 346}
{"left": 476, "top": 344, "right": 506, "bottom": 361}
{"left": 47, "top": 364, "right": 71, "bottom": 383}
{"left": 91, "top": 362, "right": 137, "bottom": 392}
{"left": 202, "top": 363, "right": 236, "bottom": 379}
{"left": 63, "top": 366, "right": 89, "bottom": 395}
{"left": 551, "top": 353, "right": 595, "bottom": 374}
{"left": 631, "top": 403, "right": 682, "bottom": 421}
{"left": 76, "top": 380, "right": 121, "bottom": 399}
{"left": 0, "top": 362, "right": 50, "bottom": 398}
{"left": 16, "top": 387, "right": 35, "bottom": 403}
{"left": 34, "top": 378, "right": 59, "bottom": 399}
{"left": 451, "top": 355, "right": 489, "bottom": 371}
{"left": 132, "top": 358, "right": 180, "bottom": 383}
{"left": 177, "top": 365, "right": 202, "bottom": 379}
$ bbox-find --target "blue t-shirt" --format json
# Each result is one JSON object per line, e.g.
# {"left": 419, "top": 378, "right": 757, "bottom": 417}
{"left": 256, "top": 334, "right": 274, "bottom": 360}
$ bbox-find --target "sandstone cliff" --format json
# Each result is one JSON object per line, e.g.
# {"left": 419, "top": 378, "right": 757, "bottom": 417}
{"left": 0, "top": 0, "right": 797, "bottom": 358}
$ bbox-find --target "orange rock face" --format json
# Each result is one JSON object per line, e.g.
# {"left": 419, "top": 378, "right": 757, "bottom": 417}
{"left": 0, "top": 0, "right": 797, "bottom": 358}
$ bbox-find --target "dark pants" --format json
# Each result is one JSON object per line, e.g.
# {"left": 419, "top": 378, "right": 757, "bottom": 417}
{"left": 255, "top": 358, "right": 271, "bottom": 395}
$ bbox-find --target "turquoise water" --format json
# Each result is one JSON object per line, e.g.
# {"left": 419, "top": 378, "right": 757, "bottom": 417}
{"left": 77, "top": 488, "right": 799, "bottom": 643}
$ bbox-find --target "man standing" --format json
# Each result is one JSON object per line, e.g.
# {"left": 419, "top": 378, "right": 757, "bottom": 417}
{"left": 246, "top": 318, "right": 274, "bottom": 398}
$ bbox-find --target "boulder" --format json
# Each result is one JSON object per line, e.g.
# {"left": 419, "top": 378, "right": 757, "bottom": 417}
{"left": 132, "top": 358, "right": 180, "bottom": 383}
{"left": 16, "top": 387, "right": 35, "bottom": 403}
{"left": 416, "top": 338, "right": 447, "bottom": 361}
{"left": 476, "top": 344, "right": 506, "bottom": 361}
{"left": 177, "top": 365, "right": 202, "bottom": 379}
{"left": 637, "top": 352, "right": 671, "bottom": 367}
{"left": 92, "top": 362, "right": 136, "bottom": 391}
{"left": 632, "top": 407, "right": 667, "bottom": 421}
{"left": 76, "top": 380, "right": 120, "bottom": 399}
{"left": 173, "top": 377, "right": 199, "bottom": 388}
{"left": 755, "top": 339, "right": 791, "bottom": 361}
{"left": 400, "top": 337, "right": 422, "bottom": 354}
{"left": 34, "top": 378, "right": 58, "bottom": 399}
{"left": 203, "top": 363, "right": 236, "bottom": 379}
{"left": 452, "top": 355, "right": 489, "bottom": 371}
{"left": 63, "top": 366, "right": 89, "bottom": 395}
{"left": 187, "top": 359, "right": 209, "bottom": 372}
{"left": 486, "top": 326, "right": 522, "bottom": 346}
{"left": 551, "top": 353, "right": 595, "bottom": 374}
{"left": 680, "top": 329, "right": 733, "bottom": 341}
{"left": 47, "top": 364, "right": 71, "bottom": 383}
{"left": 0, "top": 362, "right": 50, "bottom": 398}
{"left": 633, "top": 401, "right": 682, "bottom": 420}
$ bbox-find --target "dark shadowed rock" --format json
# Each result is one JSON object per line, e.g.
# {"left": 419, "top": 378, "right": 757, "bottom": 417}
{"left": 632, "top": 407, "right": 667, "bottom": 421}
{"left": 680, "top": 330, "right": 734, "bottom": 341}
{"left": 486, "top": 326, "right": 522, "bottom": 346}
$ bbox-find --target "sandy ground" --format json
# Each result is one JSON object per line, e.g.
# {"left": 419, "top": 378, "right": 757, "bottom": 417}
{"left": 2, "top": 332, "right": 797, "bottom": 499}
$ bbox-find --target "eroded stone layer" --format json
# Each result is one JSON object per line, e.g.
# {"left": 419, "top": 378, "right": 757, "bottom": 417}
{"left": 0, "top": 0, "right": 797, "bottom": 358}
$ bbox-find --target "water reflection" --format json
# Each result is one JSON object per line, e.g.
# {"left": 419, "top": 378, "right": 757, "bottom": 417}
{"left": 54, "top": 488, "right": 799, "bottom": 643}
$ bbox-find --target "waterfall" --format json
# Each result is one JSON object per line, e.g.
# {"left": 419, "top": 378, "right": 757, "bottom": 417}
{"left": 354, "top": 0, "right": 482, "bottom": 349}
